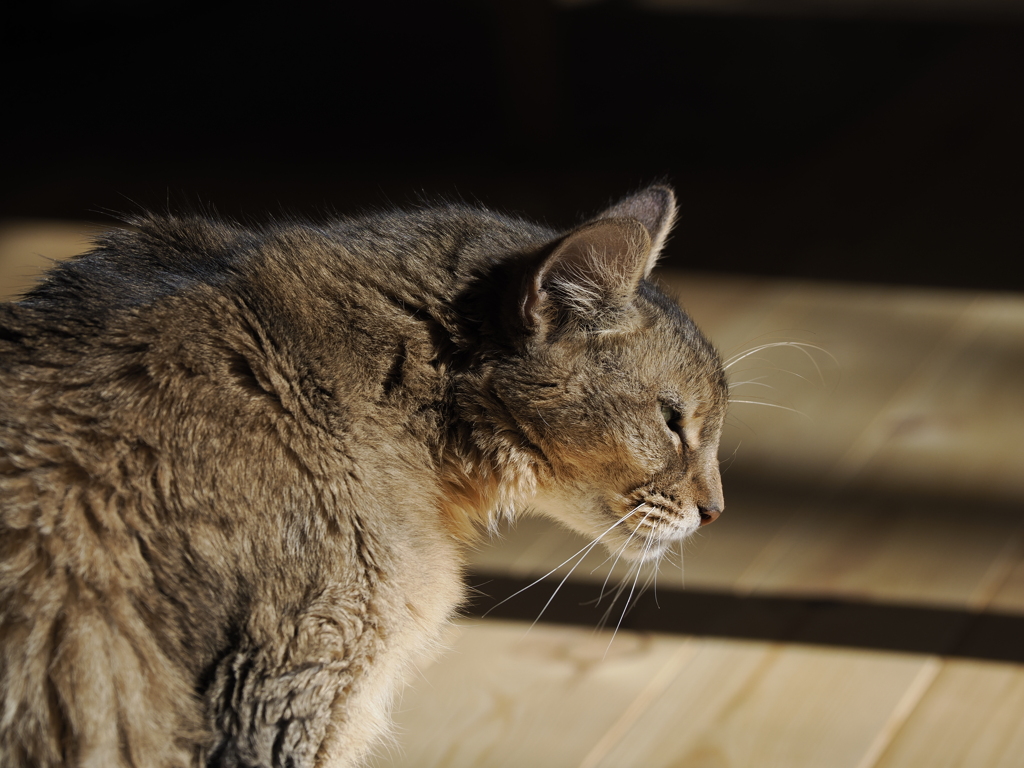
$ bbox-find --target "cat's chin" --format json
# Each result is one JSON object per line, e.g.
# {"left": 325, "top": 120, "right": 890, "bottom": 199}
{"left": 528, "top": 489, "right": 701, "bottom": 563}
{"left": 598, "top": 507, "right": 701, "bottom": 562}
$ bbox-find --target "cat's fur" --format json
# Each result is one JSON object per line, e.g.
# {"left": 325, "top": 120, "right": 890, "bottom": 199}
{"left": 0, "top": 186, "right": 727, "bottom": 767}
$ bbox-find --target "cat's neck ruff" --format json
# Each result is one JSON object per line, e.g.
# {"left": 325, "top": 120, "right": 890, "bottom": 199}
{"left": 437, "top": 430, "right": 541, "bottom": 543}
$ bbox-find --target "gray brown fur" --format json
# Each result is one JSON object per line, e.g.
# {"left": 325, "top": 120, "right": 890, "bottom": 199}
{"left": 0, "top": 187, "right": 727, "bottom": 767}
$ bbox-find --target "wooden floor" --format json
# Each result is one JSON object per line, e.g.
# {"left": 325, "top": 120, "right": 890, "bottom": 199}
{"left": 2, "top": 221, "right": 1022, "bottom": 767}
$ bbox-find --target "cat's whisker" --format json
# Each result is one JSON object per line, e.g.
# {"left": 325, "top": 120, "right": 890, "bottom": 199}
{"left": 724, "top": 413, "right": 759, "bottom": 437}
{"left": 496, "top": 506, "right": 647, "bottom": 631}
{"left": 679, "top": 539, "right": 686, "bottom": 589}
{"left": 597, "top": 556, "right": 639, "bottom": 631}
{"left": 727, "top": 379, "right": 775, "bottom": 391}
{"left": 481, "top": 508, "right": 642, "bottom": 619}
{"left": 620, "top": 538, "right": 654, "bottom": 617}
{"left": 731, "top": 363, "right": 821, "bottom": 390}
{"left": 660, "top": 545, "right": 681, "bottom": 570}
{"left": 581, "top": 507, "right": 654, "bottom": 611}
{"left": 719, "top": 441, "right": 742, "bottom": 473}
{"left": 638, "top": 563, "right": 659, "bottom": 610}
{"left": 727, "top": 373, "right": 772, "bottom": 387}
{"left": 723, "top": 340, "right": 828, "bottom": 368}
{"left": 592, "top": 506, "right": 657, "bottom": 607}
{"left": 604, "top": 536, "right": 656, "bottom": 657}
{"left": 597, "top": 572, "right": 630, "bottom": 631}
{"left": 587, "top": 541, "right": 624, "bottom": 576}
{"left": 723, "top": 341, "right": 835, "bottom": 389}
{"left": 650, "top": 551, "right": 661, "bottom": 610}
{"left": 728, "top": 399, "right": 811, "bottom": 420}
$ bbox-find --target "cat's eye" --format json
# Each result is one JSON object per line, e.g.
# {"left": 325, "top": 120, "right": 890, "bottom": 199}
{"left": 660, "top": 403, "right": 683, "bottom": 440}
{"left": 660, "top": 405, "right": 676, "bottom": 425}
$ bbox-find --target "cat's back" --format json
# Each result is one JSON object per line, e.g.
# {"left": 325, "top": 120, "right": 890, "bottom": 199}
{"left": 0, "top": 209, "right": 488, "bottom": 767}
{"left": 0, "top": 211, "right": 445, "bottom": 422}
{"left": 0, "top": 210, "right": 483, "bottom": 549}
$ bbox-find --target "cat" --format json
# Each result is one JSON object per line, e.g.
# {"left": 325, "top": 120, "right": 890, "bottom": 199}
{"left": 0, "top": 185, "right": 727, "bottom": 767}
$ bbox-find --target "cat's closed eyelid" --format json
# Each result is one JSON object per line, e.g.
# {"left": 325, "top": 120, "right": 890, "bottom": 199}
{"left": 658, "top": 398, "right": 684, "bottom": 423}
{"left": 658, "top": 402, "right": 686, "bottom": 449}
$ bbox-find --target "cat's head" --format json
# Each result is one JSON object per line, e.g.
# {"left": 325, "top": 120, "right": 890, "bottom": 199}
{"left": 478, "top": 186, "right": 728, "bottom": 561}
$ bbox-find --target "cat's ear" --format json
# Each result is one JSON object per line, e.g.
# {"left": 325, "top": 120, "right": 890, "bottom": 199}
{"left": 520, "top": 217, "right": 653, "bottom": 335}
{"left": 593, "top": 184, "right": 677, "bottom": 278}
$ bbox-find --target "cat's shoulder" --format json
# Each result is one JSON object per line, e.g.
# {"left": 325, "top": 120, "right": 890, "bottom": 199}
{"left": 12, "top": 213, "right": 254, "bottom": 314}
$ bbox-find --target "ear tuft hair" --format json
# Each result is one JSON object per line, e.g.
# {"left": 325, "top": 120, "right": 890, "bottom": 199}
{"left": 521, "top": 218, "right": 652, "bottom": 335}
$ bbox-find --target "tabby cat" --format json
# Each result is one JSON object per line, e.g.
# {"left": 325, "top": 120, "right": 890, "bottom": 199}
{"left": 0, "top": 185, "right": 727, "bottom": 767}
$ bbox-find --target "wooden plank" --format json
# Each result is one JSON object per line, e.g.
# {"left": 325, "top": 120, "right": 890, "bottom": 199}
{"left": 712, "top": 282, "right": 974, "bottom": 483}
{"left": 987, "top": 530, "right": 1024, "bottom": 614}
{"left": 381, "top": 620, "right": 700, "bottom": 768}
{"left": 589, "top": 639, "right": 930, "bottom": 768}
{"left": 738, "top": 488, "right": 1024, "bottom": 606}
{"left": 850, "top": 295, "right": 1024, "bottom": 499}
{"left": 727, "top": 291, "right": 1024, "bottom": 604}
{"left": 872, "top": 659, "right": 1024, "bottom": 768}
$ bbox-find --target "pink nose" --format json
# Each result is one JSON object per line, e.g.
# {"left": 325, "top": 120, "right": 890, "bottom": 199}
{"left": 698, "top": 505, "right": 722, "bottom": 526}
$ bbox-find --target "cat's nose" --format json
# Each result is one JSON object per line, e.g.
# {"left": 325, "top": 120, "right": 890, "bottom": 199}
{"left": 698, "top": 504, "right": 722, "bottom": 526}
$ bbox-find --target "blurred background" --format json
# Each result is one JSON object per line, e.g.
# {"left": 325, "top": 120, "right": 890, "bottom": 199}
{"left": 4, "top": 0, "right": 1023, "bottom": 288}
{"left": 3, "top": 2, "right": 1024, "bottom": 766}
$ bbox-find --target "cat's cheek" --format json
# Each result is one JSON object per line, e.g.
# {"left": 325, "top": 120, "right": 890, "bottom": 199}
{"left": 527, "top": 487, "right": 612, "bottom": 539}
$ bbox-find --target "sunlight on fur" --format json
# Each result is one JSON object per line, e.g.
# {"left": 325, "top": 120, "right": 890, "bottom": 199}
{"left": 1, "top": 185, "right": 728, "bottom": 767}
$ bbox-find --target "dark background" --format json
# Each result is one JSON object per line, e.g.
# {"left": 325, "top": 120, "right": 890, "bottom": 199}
{"left": 5, "top": 1, "right": 1023, "bottom": 289}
